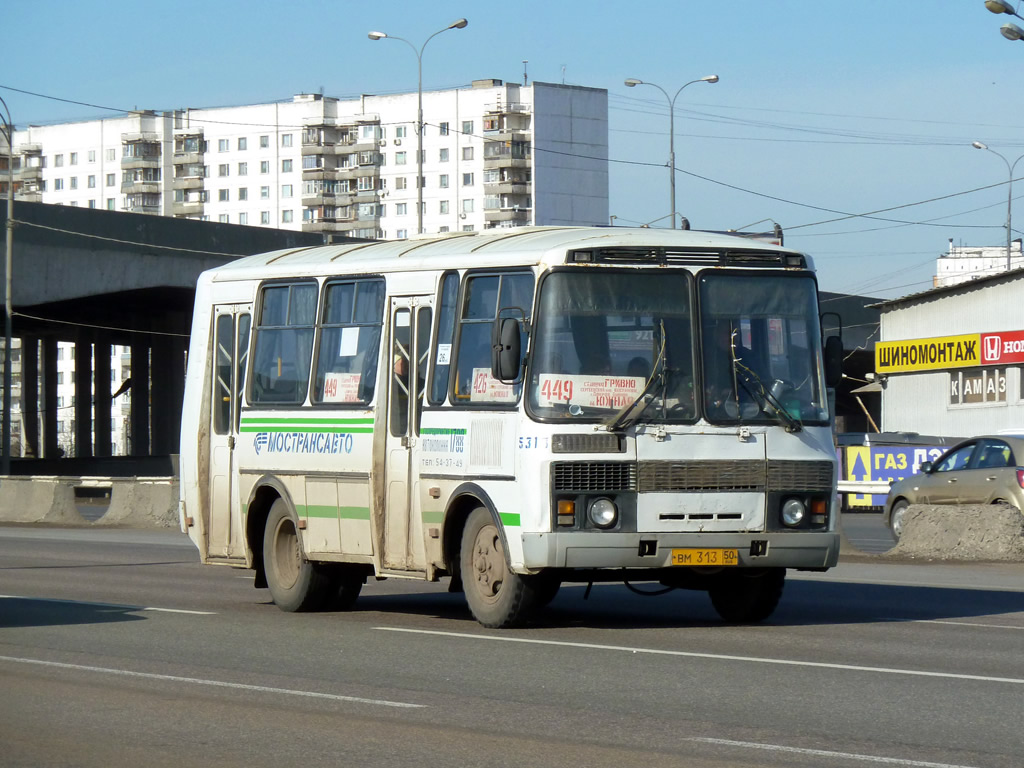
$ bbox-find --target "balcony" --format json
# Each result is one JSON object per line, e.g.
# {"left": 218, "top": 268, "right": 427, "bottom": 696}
{"left": 172, "top": 201, "right": 204, "bottom": 216}
{"left": 124, "top": 202, "right": 161, "bottom": 214}
{"left": 484, "top": 208, "right": 531, "bottom": 223}
{"left": 121, "top": 180, "right": 161, "bottom": 194}
{"left": 18, "top": 166, "right": 41, "bottom": 182}
{"left": 15, "top": 189, "right": 41, "bottom": 203}
{"left": 483, "top": 180, "right": 530, "bottom": 195}
{"left": 173, "top": 151, "right": 204, "bottom": 166}
{"left": 172, "top": 176, "right": 204, "bottom": 190}
{"left": 121, "top": 154, "right": 161, "bottom": 171}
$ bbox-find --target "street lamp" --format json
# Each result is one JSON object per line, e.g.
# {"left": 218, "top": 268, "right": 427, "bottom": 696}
{"left": 369, "top": 18, "right": 468, "bottom": 236}
{"left": 972, "top": 140, "right": 1024, "bottom": 273}
{"left": 982, "top": 0, "right": 1024, "bottom": 40}
{"left": 0, "top": 95, "right": 12, "bottom": 475}
{"left": 624, "top": 75, "right": 718, "bottom": 229}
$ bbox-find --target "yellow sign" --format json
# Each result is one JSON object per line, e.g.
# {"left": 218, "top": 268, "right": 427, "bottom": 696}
{"left": 875, "top": 333, "right": 979, "bottom": 374}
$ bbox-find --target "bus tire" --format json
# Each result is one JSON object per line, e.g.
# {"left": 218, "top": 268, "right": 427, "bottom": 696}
{"left": 461, "top": 507, "right": 534, "bottom": 628}
{"left": 708, "top": 568, "right": 785, "bottom": 623}
{"left": 263, "top": 498, "right": 332, "bottom": 612}
{"left": 526, "top": 574, "right": 561, "bottom": 608}
{"left": 331, "top": 570, "right": 364, "bottom": 611}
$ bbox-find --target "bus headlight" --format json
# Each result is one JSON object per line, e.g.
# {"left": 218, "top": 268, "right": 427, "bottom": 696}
{"left": 588, "top": 498, "right": 618, "bottom": 529}
{"left": 781, "top": 498, "right": 806, "bottom": 527}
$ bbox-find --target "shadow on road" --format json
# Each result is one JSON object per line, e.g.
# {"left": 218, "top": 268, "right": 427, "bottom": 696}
{"left": 0, "top": 597, "right": 147, "bottom": 629}
{"left": 333, "top": 578, "right": 1024, "bottom": 630}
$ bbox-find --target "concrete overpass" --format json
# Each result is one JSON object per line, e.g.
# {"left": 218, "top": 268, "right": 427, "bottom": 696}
{"left": 0, "top": 201, "right": 329, "bottom": 476}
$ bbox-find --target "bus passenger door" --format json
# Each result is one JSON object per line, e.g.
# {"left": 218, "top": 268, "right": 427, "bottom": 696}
{"left": 208, "top": 304, "right": 251, "bottom": 560}
{"left": 383, "top": 297, "right": 433, "bottom": 571}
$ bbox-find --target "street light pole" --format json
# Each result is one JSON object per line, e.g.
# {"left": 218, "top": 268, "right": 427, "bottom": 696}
{"left": 369, "top": 19, "right": 468, "bottom": 236}
{"left": 624, "top": 75, "right": 718, "bottom": 229}
{"left": 0, "top": 96, "right": 13, "bottom": 475}
{"left": 972, "top": 141, "right": 1024, "bottom": 273}
{"left": 983, "top": 0, "right": 1024, "bottom": 40}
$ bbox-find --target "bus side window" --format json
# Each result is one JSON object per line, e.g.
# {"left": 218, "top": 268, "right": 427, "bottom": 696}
{"left": 250, "top": 282, "right": 317, "bottom": 405}
{"left": 312, "top": 278, "right": 385, "bottom": 406}
{"left": 429, "top": 271, "right": 459, "bottom": 405}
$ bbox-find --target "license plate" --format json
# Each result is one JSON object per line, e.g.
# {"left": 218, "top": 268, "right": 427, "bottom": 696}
{"left": 670, "top": 548, "right": 739, "bottom": 566}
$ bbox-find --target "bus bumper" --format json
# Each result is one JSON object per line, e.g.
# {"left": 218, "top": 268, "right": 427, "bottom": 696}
{"left": 520, "top": 531, "right": 839, "bottom": 571}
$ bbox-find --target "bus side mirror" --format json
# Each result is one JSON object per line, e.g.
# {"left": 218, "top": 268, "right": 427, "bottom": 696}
{"left": 823, "top": 335, "right": 843, "bottom": 388}
{"left": 491, "top": 317, "right": 522, "bottom": 383}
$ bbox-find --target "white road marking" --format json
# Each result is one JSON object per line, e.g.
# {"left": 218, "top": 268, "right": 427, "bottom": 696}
{"left": 0, "top": 655, "right": 425, "bottom": 709}
{"left": 689, "top": 737, "right": 980, "bottom": 768}
{"left": 0, "top": 594, "right": 215, "bottom": 615}
{"left": 916, "top": 619, "right": 1024, "bottom": 630}
{"left": 375, "top": 627, "right": 1024, "bottom": 685}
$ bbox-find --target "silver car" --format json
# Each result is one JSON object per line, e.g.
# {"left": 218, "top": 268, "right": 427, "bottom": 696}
{"left": 883, "top": 433, "right": 1024, "bottom": 539}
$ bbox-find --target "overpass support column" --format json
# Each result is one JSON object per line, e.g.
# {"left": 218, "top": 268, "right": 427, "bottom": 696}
{"left": 93, "top": 333, "right": 111, "bottom": 458}
{"left": 130, "top": 335, "right": 150, "bottom": 456}
{"left": 21, "top": 336, "right": 38, "bottom": 458}
{"left": 74, "top": 333, "right": 93, "bottom": 458}
{"left": 41, "top": 337, "right": 58, "bottom": 458}
{"left": 150, "top": 333, "right": 183, "bottom": 456}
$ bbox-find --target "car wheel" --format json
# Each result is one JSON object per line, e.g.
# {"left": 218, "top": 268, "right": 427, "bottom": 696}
{"left": 890, "top": 499, "right": 909, "bottom": 541}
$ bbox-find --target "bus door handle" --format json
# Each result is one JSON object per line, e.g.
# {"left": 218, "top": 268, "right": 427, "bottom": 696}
{"left": 402, "top": 436, "right": 416, "bottom": 448}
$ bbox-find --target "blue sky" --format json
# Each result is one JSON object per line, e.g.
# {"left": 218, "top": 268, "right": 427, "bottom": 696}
{"left": 6, "top": 0, "right": 1024, "bottom": 299}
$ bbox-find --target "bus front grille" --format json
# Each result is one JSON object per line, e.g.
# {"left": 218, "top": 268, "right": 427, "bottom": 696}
{"left": 551, "top": 462, "right": 637, "bottom": 492}
{"left": 638, "top": 460, "right": 764, "bottom": 492}
{"left": 767, "top": 460, "right": 833, "bottom": 492}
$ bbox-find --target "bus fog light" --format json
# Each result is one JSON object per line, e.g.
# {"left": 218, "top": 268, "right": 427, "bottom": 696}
{"left": 781, "top": 498, "right": 806, "bottom": 527}
{"left": 588, "top": 498, "right": 618, "bottom": 528}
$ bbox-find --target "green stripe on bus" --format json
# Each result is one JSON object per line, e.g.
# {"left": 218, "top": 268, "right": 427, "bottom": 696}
{"left": 239, "top": 426, "right": 374, "bottom": 433}
{"left": 241, "top": 417, "right": 373, "bottom": 426}
{"left": 300, "top": 505, "right": 371, "bottom": 520}
{"left": 421, "top": 510, "right": 444, "bottom": 525}
{"left": 499, "top": 512, "right": 521, "bottom": 527}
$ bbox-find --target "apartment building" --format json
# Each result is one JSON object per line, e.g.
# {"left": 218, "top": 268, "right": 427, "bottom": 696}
{"left": 6, "top": 79, "right": 609, "bottom": 239}
{"left": 935, "top": 238, "right": 1024, "bottom": 287}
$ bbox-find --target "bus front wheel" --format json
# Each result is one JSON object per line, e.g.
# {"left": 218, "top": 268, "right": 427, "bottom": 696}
{"left": 263, "top": 498, "right": 333, "bottom": 612}
{"left": 460, "top": 507, "right": 535, "bottom": 628}
{"left": 708, "top": 568, "right": 785, "bottom": 623}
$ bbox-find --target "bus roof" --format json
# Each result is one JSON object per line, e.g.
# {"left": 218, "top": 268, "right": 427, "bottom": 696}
{"left": 204, "top": 226, "right": 812, "bottom": 282}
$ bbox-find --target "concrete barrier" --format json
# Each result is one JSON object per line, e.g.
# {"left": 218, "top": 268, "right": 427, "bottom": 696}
{"left": 887, "top": 504, "right": 1024, "bottom": 562}
{"left": 0, "top": 476, "right": 178, "bottom": 529}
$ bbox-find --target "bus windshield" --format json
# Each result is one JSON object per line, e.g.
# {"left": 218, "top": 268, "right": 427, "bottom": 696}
{"left": 528, "top": 270, "right": 696, "bottom": 421}
{"left": 699, "top": 272, "right": 829, "bottom": 427}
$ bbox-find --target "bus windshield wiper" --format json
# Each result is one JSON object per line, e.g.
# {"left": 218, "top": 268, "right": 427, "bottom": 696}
{"left": 603, "top": 321, "right": 667, "bottom": 432}
{"left": 733, "top": 359, "right": 802, "bottom": 433}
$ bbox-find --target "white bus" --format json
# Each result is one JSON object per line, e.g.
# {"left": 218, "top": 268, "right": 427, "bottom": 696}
{"left": 179, "top": 227, "right": 844, "bottom": 627}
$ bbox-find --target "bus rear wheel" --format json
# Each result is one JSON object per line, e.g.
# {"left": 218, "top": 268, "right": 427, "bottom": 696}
{"left": 708, "top": 568, "right": 785, "bottom": 623}
{"left": 263, "top": 498, "right": 333, "bottom": 612}
{"left": 461, "top": 507, "right": 535, "bottom": 628}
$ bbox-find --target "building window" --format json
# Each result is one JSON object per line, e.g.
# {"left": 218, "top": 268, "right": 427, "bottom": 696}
{"left": 260, "top": 160, "right": 269, "bottom": 174}
{"left": 439, "top": 148, "right": 449, "bottom": 163}
{"left": 260, "top": 135, "right": 269, "bottom": 148}
{"left": 396, "top": 203, "right": 407, "bottom": 216}
{"left": 54, "top": 178, "right": 64, "bottom": 191}
{"left": 238, "top": 188, "right": 248, "bottom": 201}
{"left": 439, "top": 200, "right": 449, "bottom": 214}
{"left": 219, "top": 189, "right": 229, "bottom": 202}
{"left": 484, "top": 117, "right": 499, "bottom": 132}
{"left": 239, "top": 212, "right": 248, "bottom": 225}
{"left": 439, "top": 122, "right": 449, "bottom": 136}
{"left": 88, "top": 200, "right": 96, "bottom": 208}
{"left": 238, "top": 162, "right": 248, "bottom": 176}
{"left": 462, "top": 199, "right": 474, "bottom": 214}
{"left": 106, "top": 198, "right": 115, "bottom": 210}
{"left": 219, "top": 214, "right": 229, "bottom": 223}
{"left": 88, "top": 175, "right": 96, "bottom": 189}
{"left": 439, "top": 225, "right": 450, "bottom": 233}
{"left": 282, "top": 134, "right": 293, "bottom": 148}
{"left": 462, "top": 147, "right": 474, "bottom": 161}
{"left": 88, "top": 150, "right": 96, "bottom": 163}
{"left": 218, "top": 164, "right": 229, "bottom": 177}
{"left": 439, "top": 174, "right": 449, "bottom": 189}
{"left": 70, "top": 152, "right": 78, "bottom": 165}
{"left": 395, "top": 151, "right": 407, "bottom": 165}
{"left": 261, "top": 186, "right": 270, "bottom": 199}
{"left": 282, "top": 184, "right": 293, "bottom": 198}
{"left": 70, "top": 177, "right": 78, "bottom": 190}
{"left": 106, "top": 148, "right": 116, "bottom": 162}
{"left": 462, "top": 120, "right": 473, "bottom": 135}
{"left": 395, "top": 126, "right": 407, "bottom": 139}
{"left": 462, "top": 173, "right": 474, "bottom": 187}
{"left": 282, "top": 159, "right": 293, "bottom": 173}
{"left": 282, "top": 210, "right": 293, "bottom": 223}
{"left": 397, "top": 229, "right": 408, "bottom": 239}
{"left": 950, "top": 368, "right": 1007, "bottom": 406}
{"left": 218, "top": 139, "right": 229, "bottom": 152}
{"left": 357, "top": 176, "right": 375, "bottom": 191}
{"left": 55, "top": 154, "right": 64, "bottom": 167}
{"left": 395, "top": 177, "right": 407, "bottom": 191}
{"left": 238, "top": 137, "right": 248, "bottom": 151}
{"left": 462, "top": 224, "right": 475, "bottom": 232}
{"left": 261, "top": 211, "right": 270, "bottom": 224}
